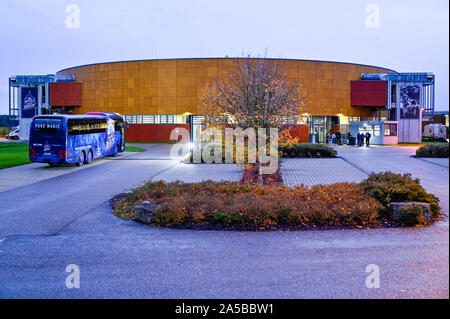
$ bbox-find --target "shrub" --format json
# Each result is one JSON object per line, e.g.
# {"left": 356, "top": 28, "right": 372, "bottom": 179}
{"left": 113, "top": 180, "right": 381, "bottom": 230}
{"left": 280, "top": 143, "right": 337, "bottom": 158}
{"left": 396, "top": 204, "right": 429, "bottom": 227}
{"left": 359, "top": 172, "right": 440, "bottom": 221}
{"left": 188, "top": 142, "right": 337, "bottom": 163}
{"left": 0, "top": 127, "right": 11, "bottom": 137}
{"left": 416, "top": 143, "right": 449, "bottom": 158}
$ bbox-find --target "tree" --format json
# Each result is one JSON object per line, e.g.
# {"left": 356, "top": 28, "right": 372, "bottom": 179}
{"left": 200, "top": 57, "right": 307, "bottom": 131}
{"left": 199, "top": 57, "right": 308, "bottom": 183}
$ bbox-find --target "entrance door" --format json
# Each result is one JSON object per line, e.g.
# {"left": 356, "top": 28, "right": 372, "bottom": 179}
{"left": 312, "top": 124, "right": 325, "bottom": 143}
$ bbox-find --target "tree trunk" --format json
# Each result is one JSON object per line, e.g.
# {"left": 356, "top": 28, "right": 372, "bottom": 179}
{"left": 258, "top": 162, "right": 263, "bottom": 185}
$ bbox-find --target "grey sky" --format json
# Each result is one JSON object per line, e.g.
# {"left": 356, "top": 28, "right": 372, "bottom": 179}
{"left": 0, "top": 0, "right": 448, "bottom": 114}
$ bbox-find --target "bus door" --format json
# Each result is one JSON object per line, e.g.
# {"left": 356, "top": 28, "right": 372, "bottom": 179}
{"left": 120, "top": 122, "right": 125, "bottom": 151}
{"left": 114, "top": 120, "right": 126, "bottom": 152}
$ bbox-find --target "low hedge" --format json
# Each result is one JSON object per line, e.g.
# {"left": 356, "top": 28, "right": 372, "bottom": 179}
{"left": 113, "top": 181, "right": 382, "bottom": 229}
{"left": 280, "top": 143, "right": 337, "bottom": 158}
{"left": 112, "top": 172, "right": 441, "bottom": 230}
{"left": 187, "top": 142, "right": 337, "bottom": 163}
{"left": 359, "top": 172, "right": 440, "bottom": 224}
{"left": 0, "top": 127, "right": 11, "bottom": 137}
{"left": 416, "top": 143, "right": 449, "bottom": 158}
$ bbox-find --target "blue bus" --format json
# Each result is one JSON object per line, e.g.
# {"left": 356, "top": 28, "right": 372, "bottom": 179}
{"left": 29, "top": 113, "right": 127, "bottom": 166}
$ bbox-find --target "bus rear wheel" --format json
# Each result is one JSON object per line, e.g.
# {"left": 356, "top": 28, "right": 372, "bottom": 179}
{"left": 85, "top": 150, "right": 93, "bottom": 164}
{"left": 77, "top": 151, "right": 85, "bottom": 166}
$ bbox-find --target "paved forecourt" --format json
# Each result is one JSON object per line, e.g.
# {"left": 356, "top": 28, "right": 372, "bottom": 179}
{"left": 151, "top": 163, "right": 241, "bottom": 183}
{"left": 281, "top": 158, "right": 367, "bottom": 187}
{"left": 0, "top": 158, "right": 111, "bottom": 193}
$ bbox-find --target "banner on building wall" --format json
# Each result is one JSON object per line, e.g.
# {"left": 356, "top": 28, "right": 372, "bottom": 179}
{"left": 400, "top": 85, "right": 421, "bottom": 119}
{"left": 21, "top": 87, "right": 38, "bottom": 118}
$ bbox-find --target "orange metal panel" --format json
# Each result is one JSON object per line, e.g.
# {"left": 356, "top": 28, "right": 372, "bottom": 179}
{"left": 55, "top": 58, "right": 394, "bottom": 117}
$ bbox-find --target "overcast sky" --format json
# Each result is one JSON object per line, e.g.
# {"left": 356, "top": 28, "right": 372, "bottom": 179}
{"left": 0, "top": 0, "right": 448, "bottom": 114}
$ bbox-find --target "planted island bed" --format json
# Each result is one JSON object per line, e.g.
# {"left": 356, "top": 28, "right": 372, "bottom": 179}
{"left": 111, "top": 172, "right": 441, "bottom": 231}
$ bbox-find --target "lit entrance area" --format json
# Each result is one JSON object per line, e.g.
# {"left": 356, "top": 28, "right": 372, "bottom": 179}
{"left": 348, "top": 121, "right": 399, "bottom": 145}
{"left": 308, "top": 116, "right": 338, "bottom": 143}
{"left": 190, "top": 115, "right": 205, "bottom": 143}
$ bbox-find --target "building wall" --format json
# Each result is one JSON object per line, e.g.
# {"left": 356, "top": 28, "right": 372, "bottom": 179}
{"left": 399, "top": 118, "right": 422, "bottom": 143}
{"left": 350, "top": 80, "right": 387, "bottom": 106}
{"left": 288, "top": 124, "right": 309, "bottom": 143}
{"left": 56, "top": 58, "right": 394, "bottom": 117}
{"left": 126, "top": 123, "right": 190, "bottom": 143}
{"left": 50, "top": 82, "right": 82, "bottom": 106}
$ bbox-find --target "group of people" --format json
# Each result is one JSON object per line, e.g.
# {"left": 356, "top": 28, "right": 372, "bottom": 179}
{"left": 357, "top": 131, "right": 371, "bottom": 147}
{"left": 328, "top": 131, "right": 372, "bottom": 147}
{"left": 330, "top": 131, "right": 342, "bottom": 145}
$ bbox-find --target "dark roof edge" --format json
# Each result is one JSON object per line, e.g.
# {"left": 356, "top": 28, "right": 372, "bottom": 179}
{"left": 56, "top": 57, "right": 397, "bottom": 74}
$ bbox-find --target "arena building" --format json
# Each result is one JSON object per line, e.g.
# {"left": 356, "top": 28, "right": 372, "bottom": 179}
{"left": 9, "top": 58, "right": 435, "bottom": 144}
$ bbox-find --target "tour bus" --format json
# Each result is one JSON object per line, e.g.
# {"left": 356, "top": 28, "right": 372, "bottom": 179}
{"left": 29, "top": 113, "right": 126, "bottom": 166}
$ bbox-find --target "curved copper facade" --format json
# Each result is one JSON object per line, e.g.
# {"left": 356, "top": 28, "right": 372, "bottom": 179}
{"left": 56, "top": 58, "right": 394, "bottom": 117}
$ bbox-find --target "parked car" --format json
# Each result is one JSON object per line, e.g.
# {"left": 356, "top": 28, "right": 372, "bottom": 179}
{"left": 6, "top": 127, "right": 20, "bottom": 140}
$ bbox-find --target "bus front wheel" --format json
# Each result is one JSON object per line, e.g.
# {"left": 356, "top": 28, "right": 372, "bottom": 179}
{"left": 77, "top": 151, "right": 85, "bottom": 166}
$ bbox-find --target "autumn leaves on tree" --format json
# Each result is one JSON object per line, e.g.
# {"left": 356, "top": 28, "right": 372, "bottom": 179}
{"left": 200, "top": 57, "right": 308, "bottom": 131}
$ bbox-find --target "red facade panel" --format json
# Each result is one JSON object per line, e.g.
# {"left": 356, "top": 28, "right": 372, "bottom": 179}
{"left": 350, "top": 80, "right": 387, "bottom": 106}
{"left": 288, "top": 125, "right": 309, "bottom": 143}
{"left": 126, "top": 124, "right": 190, "bottom": 143}
{"left": 50, "top": 82, "right": 82, "bottom": 106}
{"left": 332, "top": 124, "right": 340, "bottom": 133}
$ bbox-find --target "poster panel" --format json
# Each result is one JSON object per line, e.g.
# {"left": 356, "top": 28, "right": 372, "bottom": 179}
{"left": 21, "top": 87, "right": 38, "bottom": 118}
{"left": 400, "top": 85, "right": 420, "bottom": 119}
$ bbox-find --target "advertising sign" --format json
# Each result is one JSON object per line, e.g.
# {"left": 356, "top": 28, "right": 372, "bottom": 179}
{"left": 21, "top": 87, "right": 38, "bottom": 118}
{"left": 400, "top": 85, "right": 421, "bottom": 119}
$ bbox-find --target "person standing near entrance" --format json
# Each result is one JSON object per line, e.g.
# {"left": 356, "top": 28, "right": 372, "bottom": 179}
{"left": 365, "top": 131, "right": 372, "bottom": 147}
{"left": 336, "top": 131, "right": 342, "bottom": 145}
{"left": 331, "top": 132, "right": 336, "bottom": 144}
{"left": 357, "top": 132, "right": 363, "bottom": 147}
